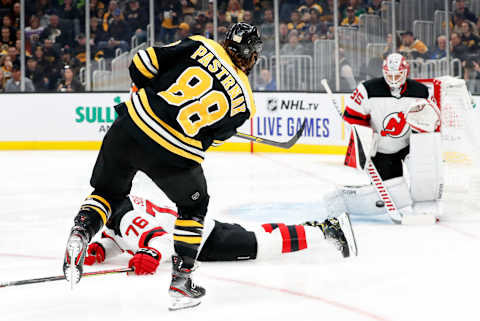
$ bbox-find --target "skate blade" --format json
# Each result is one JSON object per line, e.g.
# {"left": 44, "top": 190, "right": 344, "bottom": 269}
{"left": 66, "top": 238, "right": 82, "bottom": 290}
{"left": 168, "top": 296, "right": 201, "bottom": 311}
{"left": 338, "top": 213, "right": 358, "bottom": 257}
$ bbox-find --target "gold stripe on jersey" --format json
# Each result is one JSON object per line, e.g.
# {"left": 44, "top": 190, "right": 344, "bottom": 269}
{"left": 81, "top": 205, "right": 108, "bottom": 224}
{"left": 138, "top": 90, "right": 203, "bottom": 149}
{"left": 133, "top": 54, "right": 155, "bottom": 79}
{"left": 146, "top": 47, "right": 159, "bottom": 70}
{"left": 126, "top": 99, "right": 204, "bottom": 164}
{"left": 86, "top": 195, "right": 112, "bottom": 213}
{"left": 175, "top": 219, "right": 204, "bottom": 228}
{"left": 189, "top": 35, "right": 256, "bottom": 118}
{"left": 173, "top": 235, "right": 202, "bottom": 244}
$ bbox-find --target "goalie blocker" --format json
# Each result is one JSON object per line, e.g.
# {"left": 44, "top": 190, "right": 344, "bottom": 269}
{"left": 329, "top": 99, "right": 442, "bottom": 223}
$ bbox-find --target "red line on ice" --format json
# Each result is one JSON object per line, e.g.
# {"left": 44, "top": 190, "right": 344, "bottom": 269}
{"left": 202, "top": 273, "right": 391, "bottom": 321}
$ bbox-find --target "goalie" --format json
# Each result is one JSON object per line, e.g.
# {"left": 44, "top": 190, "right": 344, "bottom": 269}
{"left": 326, "top": 53, "right": 443, "bottom": 223}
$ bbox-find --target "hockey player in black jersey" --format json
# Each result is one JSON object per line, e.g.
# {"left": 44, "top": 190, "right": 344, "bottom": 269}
{"left": 63, "top": 22, "right": 262, "bottom": 310}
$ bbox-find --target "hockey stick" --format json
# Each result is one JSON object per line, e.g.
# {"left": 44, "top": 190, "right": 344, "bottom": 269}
{"left": 0, "top": 267, "right": 133, "bottom": 288}
{"left": 235, "top": 119, "right": 307, "bottom": 149}
{"left": 321, "top": 79, "right": 402, "bottom": 224}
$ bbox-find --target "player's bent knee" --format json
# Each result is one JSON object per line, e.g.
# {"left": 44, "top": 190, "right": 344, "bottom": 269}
{"left": 176, "top": 194, "right": 210, "bottom": 221}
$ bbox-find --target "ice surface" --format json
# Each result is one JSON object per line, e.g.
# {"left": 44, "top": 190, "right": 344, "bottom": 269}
{"left": 0, "top": 151, "right": 479, "bottom": 321}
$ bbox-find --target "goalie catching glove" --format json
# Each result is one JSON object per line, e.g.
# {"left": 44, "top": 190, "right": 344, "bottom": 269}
{"left": 128, "top": 247, "right": 161, "bottom": 275}
{"left": 406, "top": 98, "right": 441, "bottom": 133}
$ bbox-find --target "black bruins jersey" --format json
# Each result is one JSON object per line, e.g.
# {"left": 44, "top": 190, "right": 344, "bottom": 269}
{"left": 115, "top": 35, "right": 256, "bottom": 166}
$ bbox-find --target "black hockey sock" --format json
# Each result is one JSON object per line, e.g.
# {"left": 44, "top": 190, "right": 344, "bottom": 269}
{"left": 173, "top": 218, "right": 204, "bottom": 269}
{"left": 74, "top": 194, "right": 112, "bottom": 241}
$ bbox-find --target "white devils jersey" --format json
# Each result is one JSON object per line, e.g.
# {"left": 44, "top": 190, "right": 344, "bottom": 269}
{"left": 343, "top": 78, "right": 430, "bottom": 154}
{"left": 92, "top": 195, "right": 215, "bottom": 263}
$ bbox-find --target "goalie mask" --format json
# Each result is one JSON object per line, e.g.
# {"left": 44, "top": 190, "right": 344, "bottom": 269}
{"left": 383, "top": 53, "right": 409, "bottom": 90}
{"left": 224, "top": 22, "right": 263, "bottom": 75}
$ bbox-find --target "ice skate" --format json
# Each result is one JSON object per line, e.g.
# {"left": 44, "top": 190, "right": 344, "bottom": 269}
{"left": 168, "top": 256, "right": 205, "bottom": 311}
{"left": 63, "top": 226, "right": 89, "bottom": 289}
{"left": 304, "top": 213, "right": 358, "bottom": 257}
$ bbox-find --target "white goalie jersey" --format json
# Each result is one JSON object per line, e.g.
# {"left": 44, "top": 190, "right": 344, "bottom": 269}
{"left": 343, "top": 77, "right": 431, "bottom": 154}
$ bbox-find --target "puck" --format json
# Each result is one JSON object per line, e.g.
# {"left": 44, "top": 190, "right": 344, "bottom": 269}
{"left": 375, "top": 200, "right": 385, "bottom": 208}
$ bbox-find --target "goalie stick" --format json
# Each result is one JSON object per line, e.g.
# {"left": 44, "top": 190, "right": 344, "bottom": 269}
{"left": 0, "top": 267, "right": 133, "bottom": 288}
{"left": 321, "top": 79, "right": 402, "bottom": 224}
{"left": 235, "top": 119, "right": 307, "bottom": 149}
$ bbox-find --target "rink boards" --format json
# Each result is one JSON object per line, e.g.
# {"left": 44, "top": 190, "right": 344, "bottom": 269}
{"left": 0, "top": 92, "right": 349, "bottom": 154}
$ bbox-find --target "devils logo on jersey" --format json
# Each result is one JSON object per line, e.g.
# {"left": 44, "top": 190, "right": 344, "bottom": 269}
{"left": 380, "top": 112, "right": 409, "bottom": 137}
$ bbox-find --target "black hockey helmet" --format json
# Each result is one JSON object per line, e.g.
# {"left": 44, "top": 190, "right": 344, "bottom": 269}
{"left": 224, "top": 22, "right": 262, "bottom": 74}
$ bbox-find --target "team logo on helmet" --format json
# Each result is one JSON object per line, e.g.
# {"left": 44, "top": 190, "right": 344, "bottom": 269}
{"left": 380, "top": 111, "right": 409, "bottom": 138}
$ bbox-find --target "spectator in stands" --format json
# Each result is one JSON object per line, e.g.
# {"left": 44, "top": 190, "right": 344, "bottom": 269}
{"left": 342, "top": 0, "right": 366, "bottom": 20}
{"left": 124, "top": 0, "right": 148, "bottom": 44}
{"left": 26, "top": 56, "right": 47, "bottom": 91}
{"left": 59, "top": 0, "right": 81, "bottom": 20}
{"left": 180, "top": 0, "right": 196, "bottom": 16}
{"left": 39, "top": 14, "right": 74, "bottom": 48}
{"left": 1, "top": 53, "right": 12, "bottom": 80}
{"left": 204, "top": 22, "right": 214, "bottom": 39}
{"left": 90, "top": 16, "right": 108, "bottom": 52}
{"left": 243, "top": 10, "right": 254, "bottom": 25}
{"left": 429, "top": 35, "right": 447, "bottom": 60}
{"left": 288, "top": 10, "right": 306, "bottom": 34}
{"left": 15, "top": 39, "right": 31, "bottom": 58}
{"left": 383, "top": 33, "right": 401, "bottom": 58}
{"left": 279, "top": 22, "right": 289, "bottom": 45}
{"left": 461, "top": 21, "right": 480, "bottom": 53}
{"left": 260, "top": 8, "right": 275, "bottom": 56}
{"left": 5, "top": 62, "right": 35, "bottom": 92}
{"left": 367, "top": 0, "right": 382, "bottom": 16}
{"left": 281, "top": 29, "right": 305, "bottom": 55}
{"left": 340, "top": 6, "right": 359, "bottom": 27}
{"left": 216, "top": 11, "right": 229, "bottom": 40}
{"left": 100, "top": 8, "right": 129, "bottom": 57}
{"left": 451, "top": 32, "right": 469, "bottom": 62}
{"left": 321, "top": 0, "right": 335, "bottom": 23}
{"left": 10, "top": 1, "right": 20, "bottom": 29}
{"left": 226, "top": 0, "right": 244, "bottom": 24}
{"left": 338, "top": 48, "right": 356, "bottom": 91}
{"left": 0, "top": 26, "right": 14, "bottom": 47}
{"left": 280, "top": 0, "right": 299, "bottom": 22}
{"left": 175, "top": 22, "right": 191, "bottom": 41}
{"left": 56, "top": 65, "right": 84, "bottom": 92}
{"left": 159, "top": 0, "right": 182, "bottom": 44}
{"left": 256, "top": 68, "right": 276, "bottom": 91}
{"left": 205, "top": 0, "right": 214, "bottom": 22}
{"left": 298, "top": 0, "right": 323, "bottom": 16}
{"left": 25, "top": 15, "right": 44, "bottom": 51}
{"left": 60, "top": 47, "right": 81, "bottom": 74}
{"left": 2, "top": 15, "right": 16, "bottom": 41}
{"left": 0, "top": 68, "right": 5, "bottom": 92}
{"left": 6, "top": 45, "right": 18, "bottom": 64}
{"left": 398, "top": 31, "right": 428, "bottom": 59}
{"left": 102, "top": 0, "right": 123, "bottom": 32}
{"left": 455, "top": 0, "right": 478, "bottom": 24}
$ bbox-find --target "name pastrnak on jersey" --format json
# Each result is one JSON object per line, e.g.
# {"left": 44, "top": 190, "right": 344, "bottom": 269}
{"left": 343, "top": 77, "right": 429, "bottom": 154}
{"left": 116, "top": 35, "right": 256, "bottom": 166}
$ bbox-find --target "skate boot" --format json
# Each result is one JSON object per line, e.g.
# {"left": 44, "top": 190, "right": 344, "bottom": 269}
{"left": 63, "top": 226, "right": 89, "bottom": 289}
{"left": 168, "top": 256, "right": 205, "bottom": 311}
{"left": 304, "top": 213, "right": 358, "bottom": 258}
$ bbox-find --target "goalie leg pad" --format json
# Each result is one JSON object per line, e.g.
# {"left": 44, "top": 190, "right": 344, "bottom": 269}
{"left": 405, "top": 132, "right": 443, "bottom": 202}
{"left": 324, "top": 177, "right": 413, "bottom": 216}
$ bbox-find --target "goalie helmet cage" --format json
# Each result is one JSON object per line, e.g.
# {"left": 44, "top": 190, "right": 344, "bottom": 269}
{"left": 416, "top": 77, "right": 480, "bottom": 216}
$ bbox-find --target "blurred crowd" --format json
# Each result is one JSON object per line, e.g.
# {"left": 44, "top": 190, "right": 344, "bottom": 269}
{"left": 0, "top": 0, "right": 479, "bottom": 92}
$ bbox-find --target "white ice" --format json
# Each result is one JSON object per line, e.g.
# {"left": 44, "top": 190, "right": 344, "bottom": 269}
{"left": 0, "top": 151, "right": 479, "bottom": 321}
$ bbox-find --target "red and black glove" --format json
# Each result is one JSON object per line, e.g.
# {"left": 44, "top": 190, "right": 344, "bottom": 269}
{"left": 84, "top": 242, "right": 106, "bottom": 266}
{"left": 128, "top": 247, "right": 161, "bottom": 275}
